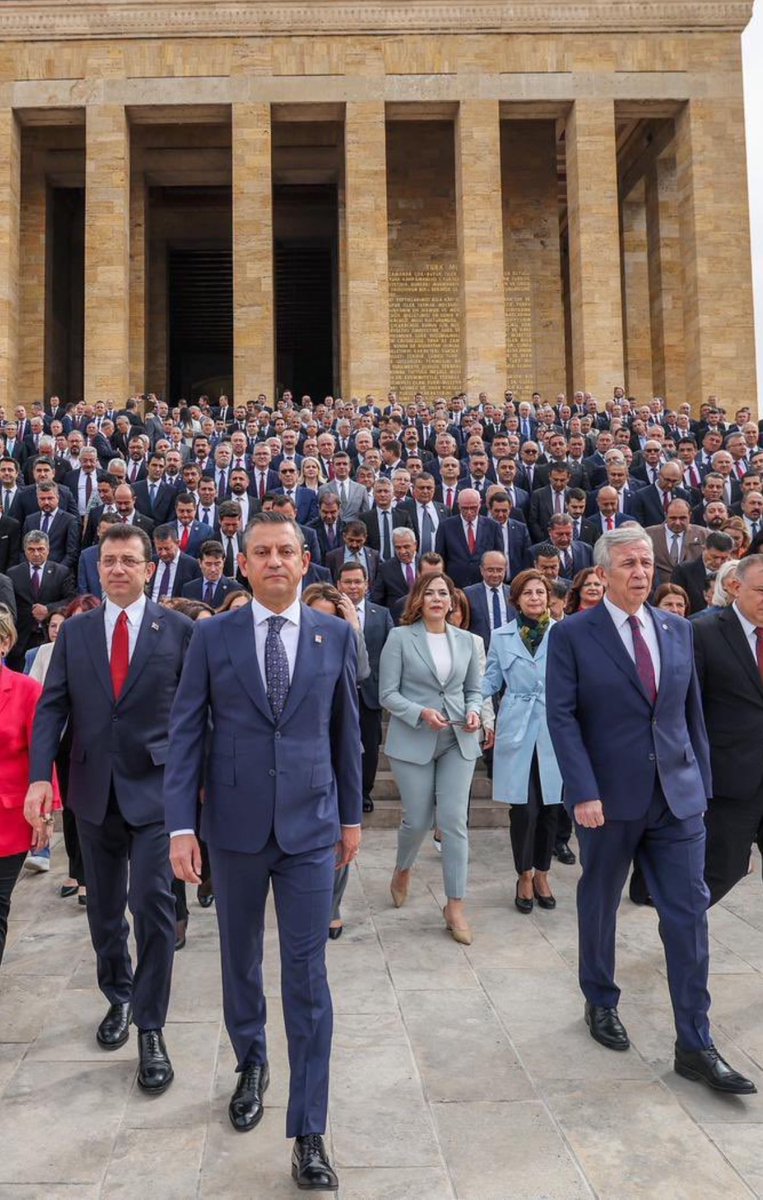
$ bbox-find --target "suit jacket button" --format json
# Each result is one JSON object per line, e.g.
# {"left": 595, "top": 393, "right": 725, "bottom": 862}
{"left": 274, "top": 732, "right": 281, "bottom": 740}
{"left": 269, "top": 769, "right": 276, "bottom": 777}
{"left": 648, "top": 753, "right": 655, "bottom": 761}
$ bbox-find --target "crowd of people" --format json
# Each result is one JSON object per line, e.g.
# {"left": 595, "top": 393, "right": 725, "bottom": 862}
{"left": 1, "top": 383, "right": 763, "bottom": 1189}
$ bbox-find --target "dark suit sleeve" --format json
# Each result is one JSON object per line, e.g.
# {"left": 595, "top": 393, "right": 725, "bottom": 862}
{"left": 519, "top": 524, "right": 533, "bottom": 570}
{"left": 164, "top": 622, "right": 213, "bottom": 833}
{"left": 29, "top": 625, "right": 72, "bottom": 782}
{"left": 330, "top": 623, "right": 363, "bottom": 827}
{"left": 545, "top": 622, "right": 601, "bottom": 810}
{"left": 63, "top": 517, "right": 81, "bottom": 570}
{"left": 683, "top": 622, "right": 712, "bottom": 799}
{"left": 47, "top": 570, "right": 77, "bottom": 613}
{"left": 370, "top": 569, "right": 386, "bottom": 606}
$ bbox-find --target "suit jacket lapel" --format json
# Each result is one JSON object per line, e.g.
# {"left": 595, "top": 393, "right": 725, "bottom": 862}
{"left": 409, "top": 621, "right": 442, "bottom": 684}
{"left": 119, "top": 602, "right": 164, "bottom": 703}
{"left": 83, "top": 606, "right": 114, "bottom": 702}
{"left": 717, "top": 607, "right": 763, "bottom": 698}
{"left": 222, "top": 601, "right": 273, "bottom": 723}
{"left": 280, "top": 607, "right": 323, "bottom": 723}
{"left": 587, "top": 604, "right": 651, "bottom": 704}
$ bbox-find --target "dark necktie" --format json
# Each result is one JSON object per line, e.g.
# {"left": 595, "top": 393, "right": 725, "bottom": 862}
{"left": 265, "top": 615, "right": 290, "bottom": 722}
{"left": 85, "top": 474, "right": 93, "bottom": 504}
{"left": 467, "top": 522, "right": 476, "bottom": 554}
{"left": 755, "top": 628, "right": 763, "bottom": 680}
{"left": 203, "top": 581, "right": 215, "bottom": 605}
{"left": 420, "top": 507, "right": 434, "bottom": 555}
{"left": 2, "top": 488, "right": 12, "bottom": 514}
{"left": 149, "top": 483, "right": 157, "bottom": 510}
{"left": 157, "top": 562, "right": 172, "bottom": 598}
{"left": 627, "top": 614, "right": 657, "bottom": 705}
{"left": 491, "top": 587, "right": 502, "bottom": 630}
{"left": 224, "top": 538, "right": 235, "bottom": 578}
{"left": 30, "top": 567, "right": 41, "bottom": 598}
{"left": 381, "top": 510, "right": 392, "bottom": 559}
{"left": 110, "top": 610, "right": 130, "bottom": 699}
{"left": 218, "top": 470, "right": 227, "bottom": 495}
{"left": 405, "top": 562, "right": 415, "bottom": 590}
{"left": 201, "top": 507, "right": 211, "bottom": 526}
{"left": 41, "top": 512, "right": 50, "bottom": 535}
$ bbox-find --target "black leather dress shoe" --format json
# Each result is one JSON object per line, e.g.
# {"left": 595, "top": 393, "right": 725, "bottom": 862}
{"left": 197, "top": 880, "right": 215, "bottom": 908}
{"left": 675, "top": 1044, "right": 757, "bottom": 1094}
{"left": 328, "top": 924, "right": 343, "bottom": 941}
{"left": 229, "top": 1063, "right": 270, "bottom": 1132}
{"left": 175, "top": 918, "right": 188, "bottom": 951}
{"left": 362, "top": 796, "right": 374, "bottom": 813}
{"left": 514, "top": 880, "right": 533, "bottom": 914}
{"left": 96, "top": 1002, "right": 132, "bottom": 1050}
{"left": 137, "top": 1029, "right": 174, "bottom": 1094}
{"left": 553, "top": 841, "right": 577, "bottom": 866}
{"left": 291, "top": 1134, "right": 338, "bottom": 1191}
{"left": 585, "top": 1002, "right": 630, "bottom": 1051}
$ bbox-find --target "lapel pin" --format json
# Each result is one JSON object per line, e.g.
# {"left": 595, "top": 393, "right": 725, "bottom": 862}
{"left": 151, "top": 622, "right": 160, "bottom": 631}
{"left": 315, "top": 634, "right": 323, "bottom": 644}
{"left": 662, "top": 623, "right": 668, "bottom": 630}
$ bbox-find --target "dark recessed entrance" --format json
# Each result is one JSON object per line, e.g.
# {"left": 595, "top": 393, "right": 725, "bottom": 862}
{"left": 168, "top": 244, "right": 233, "bottom": 402}
{"left": 274, "top": 184, "right": 338, "bottom": 400}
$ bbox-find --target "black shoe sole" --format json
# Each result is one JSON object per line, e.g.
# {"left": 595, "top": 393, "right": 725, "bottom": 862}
{"left": 674, "top": 1061, "right": 757, "bottom": 1094}
{"left": 291, "top": 1165, "right": 338, "bottom": 1191}
{"left": 228, "top": 1070, "right": 270, "bottom": 1132}
{"left": 137, "top": 1067, "right": 174, "bottom": 1095}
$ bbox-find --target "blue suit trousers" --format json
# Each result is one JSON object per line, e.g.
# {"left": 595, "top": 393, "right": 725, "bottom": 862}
{"left": 209, "top": 835, "right": 336, "bottom": 1138}
{"left": 576, "top": 789, "right": 711, "bottom": 1052}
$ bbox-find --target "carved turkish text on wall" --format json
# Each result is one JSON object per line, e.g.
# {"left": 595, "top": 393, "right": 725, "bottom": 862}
{"left": 389, "top": 262, "right": 462, "bottom": 398}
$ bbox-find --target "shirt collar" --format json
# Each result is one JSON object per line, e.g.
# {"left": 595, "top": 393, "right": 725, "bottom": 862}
{"left": 603, "top": 594, "right": 648, "bottom": 631}
{"left": 105, "top": 594, "right": 146, "bottom": 627}
{"left": 732, "top": 601, "right": 757, "bottom": 639}
{"left": 251, "top": 596, "right": 301, "bottom": 628}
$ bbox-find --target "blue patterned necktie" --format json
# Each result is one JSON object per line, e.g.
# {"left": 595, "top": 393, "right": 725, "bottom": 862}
{"left": 265, "top": 615, "right": 290, "bottom": 721}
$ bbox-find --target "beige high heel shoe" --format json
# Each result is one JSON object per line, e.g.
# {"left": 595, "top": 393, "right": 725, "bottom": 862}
{"left": 443, "top": 906, "right": 473, "bottom": 946}
{"left": 390, "top": 870, "right": 410, "bottom": 908}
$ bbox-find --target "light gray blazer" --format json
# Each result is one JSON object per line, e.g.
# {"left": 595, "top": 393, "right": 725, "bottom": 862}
{"left": 379, "top": 621, "right": 483, "bottom": 764}
{"left": 318, "top": 479, "right": 370, "bottom": 522}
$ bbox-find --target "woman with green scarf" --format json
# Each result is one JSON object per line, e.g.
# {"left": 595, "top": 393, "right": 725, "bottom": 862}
{"left": 482, "top": 569, "right": 564, "bottom": 914}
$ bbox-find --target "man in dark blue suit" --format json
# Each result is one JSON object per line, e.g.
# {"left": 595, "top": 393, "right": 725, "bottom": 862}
{"left": 22, "top": 482, "right": 81, "bottom": 572}
{"left": 165, "top": 513, "right": 362, "bottom": 1190}
{"left": 464, "top": 552, "right": 514, "bottom": 651}
{"left": 181, "top": 540, "right": 245, "bottom": 606}
{"left": 631, "top": 461, "right": 692, "bottom": 528}
{"left": 336, "top": 560, "right": 394, "bottom": 813}
{"left": 173, "top": 493, "right": 214, "bottom": 559}
{"left": 133, "top": 456, "right": 179, "bottom": 526}
{"left": 434, "top": 489, "right": 503, "bottom": 588}
{"left": 542, "top": 514, "right": 593, "bottom": 579}
{"left": 77, "top": 513, "right": 121, "bottom": 598}
{"left": 546, "top": 527, "right": 755, "bottom": 1095}
{"left": 150, "top": 525, "right": 202, "bottom": 601}
{"left": 25, "top": 525, "right": 194, "bottom": 1095}
{"left": 486, "top": 490, "right": 532, "bottom": 580}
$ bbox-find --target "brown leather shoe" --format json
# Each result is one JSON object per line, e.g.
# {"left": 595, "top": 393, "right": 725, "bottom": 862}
{"left": 390, "top": 870, "right": 409, "bottom": 909}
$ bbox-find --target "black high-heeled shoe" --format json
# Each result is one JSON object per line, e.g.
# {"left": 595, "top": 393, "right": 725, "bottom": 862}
{"left": 514, "top": 880, "right": 533, "bottom": 914}
{"left": 328, "top": 924, "right": 343, "bottom": 941}
{"left": 532, "top": 880, "right": 556, "bottom": 910}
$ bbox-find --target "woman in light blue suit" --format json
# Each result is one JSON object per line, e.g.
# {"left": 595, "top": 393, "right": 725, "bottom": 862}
{"left": 379, "top": 572, "right": 482, "bottom": 944}
{"left": 482, "top": 568, "right": 563, "bottom": 914}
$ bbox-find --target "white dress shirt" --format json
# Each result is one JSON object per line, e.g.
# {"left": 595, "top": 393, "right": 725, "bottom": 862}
{"left": 602, "top": 595, "right": 661, "bottom": 688}
{"left": 151, "top": 554, "right": 178, "bottom": 602}
{"left": 483, "top": 581, "right": 509, "bottom": 631}
{"left": 732, "top": 601, "right": 758, "bottom": 664}
{"left": 251, "top": 596, "right": 301, "bottom": 685}
{"left": 103, "top": 594, "right": 146, "bottom": 661}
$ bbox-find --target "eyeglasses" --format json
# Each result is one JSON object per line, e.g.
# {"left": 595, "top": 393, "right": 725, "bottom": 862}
{"left": 100, "top": 557, "right": 149, "bottom": 570}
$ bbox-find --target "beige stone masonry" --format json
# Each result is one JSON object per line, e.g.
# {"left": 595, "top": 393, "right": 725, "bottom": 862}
{"left": 18, "top": 148, "right": 46, "bottom": 403}
{"left": 565, "top": 98, "right": 625, "bottom": 397}
{"left": 455, "top": 100, "right": 506, "bottom": 401}
{"left": 0, "top": 109, "right": 20, "bottom": 414}
{"left": 84, "top": 103, "right": 130, "bottom": 406}
{"left": 232, "top": 103, "right": 274, "bottom": 403}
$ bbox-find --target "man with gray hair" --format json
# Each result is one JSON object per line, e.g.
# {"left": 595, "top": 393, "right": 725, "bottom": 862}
{"left": 7, "top": 530, "right": 76, "bottom": 669}
{"left": 546, "top": 527, "right": 755, "bottom": 1095}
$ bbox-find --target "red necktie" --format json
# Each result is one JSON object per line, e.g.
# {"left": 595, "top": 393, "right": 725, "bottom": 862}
{"left": 405, "top": 563, "right": 415, "bottom": 590}
{"left": 628, "top": 615, "right": 657, "bottom": 705}
{"left": 110, "top": 611, "right": 129, "bottom": 699}
{"left": 259, "top": 474, "right": 266, "bottom": 500}
{"left": 755, "top": 628, "right": 763, "bottom": 680}
{"left": 663, "top": 490, "right": 671, "bottom": 514}
{"left": 446, "top": 488, "right": 454, "bottom": 511}
{"left": 607, "top": 515, "right": 614, "bottom": 531}
{"left": 467, "top": 522, "right": 477, "bottom": 554}
{"left": 179, "top": 526, "right": 190, "bottom": 552}
{"left": 85, "top": 473, "right": 93, "bottom": 504}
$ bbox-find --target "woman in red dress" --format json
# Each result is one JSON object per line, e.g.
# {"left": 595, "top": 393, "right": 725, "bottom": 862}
{"left": 0, "top": 606, "right": 60, "bottom": 966}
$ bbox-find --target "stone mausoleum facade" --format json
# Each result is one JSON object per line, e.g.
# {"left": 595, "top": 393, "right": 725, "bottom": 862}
{"left": 0, "top": 0, "right": 757, "bottom": 411}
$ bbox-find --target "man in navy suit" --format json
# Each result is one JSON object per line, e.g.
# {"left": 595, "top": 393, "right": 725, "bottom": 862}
{"left": 337, "top": 560, "right": 394, "bottom": 813}
{"left": 133, "top": 456, "right": 178, "bottom": 526}
{"left": 150, "top": 525, "right": 202, "bottom": 601}
{"left": 22, "top": 482, "right": 81, "bottom": 572}
{"left": 273, "top": 462, "right": 318, "bottom": 525}
{"left": 542, "top": 514, "right": 593, "bottom": 579}
{"left": 631, "top": 461, "right": 692, "bottom": 528}
{"left": 165, "top": 513, "right": 362, "bottom": 1190}
{"left": 173, "top": 493, "right": 214, "bottom": 559}
{"left": 434, "top": 489, "right": 503, "bottom": 588}
{"left": 546, "top": 527, "right": 755, "bottom": 1095}
{"left": 486, "top": 490, "right": 532, "bottom": 580}
{"left": 181, "top": 540, "right": 245, "bottom": 607}
{"left": 464, "top": 552, "right": 513, "bottom": 651}
{"left": 26, "top": 525, "right": 194, "bottom": 1095}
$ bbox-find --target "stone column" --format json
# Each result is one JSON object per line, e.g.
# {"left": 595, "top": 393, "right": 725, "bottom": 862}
{"left": 232, "top": 103, "right": 274, "bottom": 404}
{"left": 344, "top": 101, "right": 390, "bottom": 400}
{"left": 19, "top": 149, "right": 47, "bottom": 404}
{"left": 0, "top": 109, "right": 21, "bottom": 414}
{"left": 620, "top": 180, "right": 653, "bottom": 402}
{"left": 645, "top": 155, "right": 685, "bottom": 410}
{"left": 455, "top": 100, "right": 506, "bottom": 401}
{"left": 84, "top": 104, "right": 130, "bottom": 407}
{"left": 675, "top": 97, "right": 756, "bottom": 410}
{"left": 565, "top": 99, "right": 625, "bottom": 396}
{"left": 129, "top": 168, "right": 147, "bottom": 397}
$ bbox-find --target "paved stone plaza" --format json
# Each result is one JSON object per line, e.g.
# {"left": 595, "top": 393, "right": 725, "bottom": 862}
{"left": 1, "top": 830, "right": 763, "bottom": 1199}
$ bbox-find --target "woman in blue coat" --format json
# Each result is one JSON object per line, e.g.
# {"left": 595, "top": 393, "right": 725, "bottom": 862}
{"left": 482, "top": 568, "right": 563, "bottom": 914}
